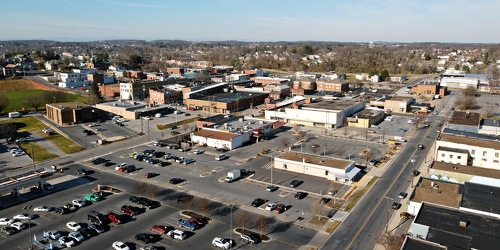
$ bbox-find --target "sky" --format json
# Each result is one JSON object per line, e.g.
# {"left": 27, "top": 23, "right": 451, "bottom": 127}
{"left": 0, "top": 0, "right": 499, "bottom": 43}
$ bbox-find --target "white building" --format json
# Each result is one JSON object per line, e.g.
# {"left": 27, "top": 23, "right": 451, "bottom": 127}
{"left": 274, "top": 152, "right": 361, "bottom": 183}
{"left": 435, "top": 132, "right": 500, "bottom": 170}
{"left": 265, "top": 99, "right": 365, "bottom": 128}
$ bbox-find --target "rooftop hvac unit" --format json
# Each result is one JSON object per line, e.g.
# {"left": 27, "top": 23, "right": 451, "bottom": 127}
{"left": 259, "top": 121, "right": 264, "bottom": 124}
{"left": 239, "top": 117, "right": 244, "bottom": 122}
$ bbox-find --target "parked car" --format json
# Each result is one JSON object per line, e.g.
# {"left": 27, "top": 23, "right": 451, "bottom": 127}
{"left": 135, "top": 233, "right": 155, "bottom": 244}
{"left": 1, "top": 226, "right": 17, "bottom": 235}
{"left": 289, "top": 179, "right": 300, "bottom": 188}
{"left": 169, "top": 178, "right": 185, "bottom": 184}
{"left": 69, "top": 231, "right": 85, "bottom": 242}
{"left": 266, "top": 185, "right": 278, "bottom": 192}
{"left": 76, "top": 168, "right": 89, "bottom": 175}
{"left": 189, "top": 217, "right": 205, "bottom": 225}
{"left": 11, "top": 222, "right": 25, "bottom": 231}
{"left": 212, "top": 237, "right": 233, "bottom": 249}
{"left": 144, "top": 173, "right": 158, "bottom": 178}
{"left": 44, "top": 230, "right": 61, "bottom": 240}
{"left": 251, "top": 198, "right": 266, "bottom": 207}
{"left": 193, "top": 149, "right": 204, "bottom": 155}
{"left": 121, "top": 205, "right": 140, "bottom": 215}
{"left": 294, "top": 192, "right": 307, "bottom": 199}
{"left": 0, "top": 218, "right": 15, "bottom": 226}
{"left": 59, "top": 236, "right": 76, "bottom": 247}
{"left": 55, "top": 207, "right": 69, "bottom": 215}
{"left": 166, "top": 229, "right": 186, "bottom": 240}
{"left": 112, "top": 241, "right": 130, "bottom": 250}
{"left": 79, "top": 228, "right": 97, "bottom": 238}
{"left": 170, "top": 131, "right": 180, "bottom": 135}
{"left": 13, "top": 213, "right": 34, "bottom": 220}
{"left": 274, "top": 203, "right": 287, "bottom": 213}
{"left": 265, "top": 202, "right": 278, "bottom": 211}
{"left": 398, "top": 192, "right": 407, "bottom": 199}
{"left": 89, "top": 224, "right": 105, "bottom": 234}
{"left": 241, "top": 233, "right": 259, "bottom": 244}
{"left": 215, "top": 154, "right": 228, "bottom": 161}
{"left": 33, "top": 206, "right": 54, "bottom": 212}
{"left": 151, "top": 225, "right": 170, "bottom": 234}
{"left": 392, "top": 202, "right": 401, "bottom": 210}
{"left": 177, "top": 219, "right": 198, "bottom": 231}
{"left": 72, "top": 199, "right": 87, "bottom": 207}
{"left": 66, "top": 221, "right": 81, "bottom": 231}
{"left": 107, "top": 212, "right": 122, "bottom": 224}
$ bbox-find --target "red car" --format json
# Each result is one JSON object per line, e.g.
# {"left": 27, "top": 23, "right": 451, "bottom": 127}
{"left": 121, "top": 205, "right": 139, "bottom": 215}
{"left": 274, "top": 203, "right": 287, "bottom": 214}
{"left": 107, "top": 212, "right": 122, "bottom": 224}
{"left": 151, "top": 225, "right": 169, "bottom": 234}
{"left": 144, "top": 173, "right": 158, "bottom": 178}
{"left": 189, "top": 217, "right": 205, "bottom": 225}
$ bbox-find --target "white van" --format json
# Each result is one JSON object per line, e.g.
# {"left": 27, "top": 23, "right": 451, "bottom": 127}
{"left": 384, "top": 117, "right": 394, "bottom": 121}
{"left": 155, "top": 113, "right": 162, "bottom": 118}
{"left": 370, "top": 125, "right": 380, "bottom": 129}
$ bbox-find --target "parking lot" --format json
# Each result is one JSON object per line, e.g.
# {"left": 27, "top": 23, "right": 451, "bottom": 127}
{"left": 0, "top": 164, "right": 317, "bottom": 250}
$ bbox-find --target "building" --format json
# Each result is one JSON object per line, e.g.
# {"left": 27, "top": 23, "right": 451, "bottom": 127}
{"left": 46, "top": 102, "right": 93, "bottom": 125}
{"left": 191, "top": 116, "right": 278, "bottom": 149}
{"left": 196, "top": 115, "right": 236, "bottom": 129}
{"left": 447, "top": 111, "right": 481, "bottom": 133}
{"left": 479, "top": 117, "right": 500, "bottom": 136}
{"left": 293, "top": 78, "right": 316, "bottom": 90}
{"left": 250, "top": 77, "right": 290, "bottom": 86}
{"left": 435, "top": 130, "right": 500, "bottom": 170}
{"left": 315, "top": 79, "right": 349, "bottom": 93}
{"left": 389, "top": 75, "right": 407, "bottom": 83}
{"left": 411, "top": 81, "right": 445, "bottom": 96}
{"left": 149, "top": 85, "right": 183, "bottom": 105}
{"left": 265, "top": 98, "right": 365, "bottom": 128}
{"left": 98, "top": 83, "right": 120, "bottom": 98}
{"left": 263, "top": 85, "right": 290, "bottom": 100}
{"left": 346, "top": 109, "right": 385, "bottom": 128}
{"left": 95, "top": 100, "right": 171, "bottom": 120}
{"left": 273, "top": 152, "right": 361, "bottom": 183}
{"left": 55, "top": 69, "right": 97, "bottom": 88}
{"left": 430, "top": 161, "right": 500, "bottom": 184}
{"left": 119, "top": 80, "right": 179, "bottom": 100}
{"left": 383, "top": 97, "right": 414, "bottom": 114}
{"left": 185, "top": 91, "right": 268, "bottom": 114}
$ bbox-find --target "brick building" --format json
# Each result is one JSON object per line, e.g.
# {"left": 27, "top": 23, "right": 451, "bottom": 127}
{"left": 293, "top": 78, "right": 316, "bottom": 90}
{"left": 316, "top": 79, "right": 349, "bottom": 93}
{"left": 46, "top": 102, "right": 93, "bottom": 125}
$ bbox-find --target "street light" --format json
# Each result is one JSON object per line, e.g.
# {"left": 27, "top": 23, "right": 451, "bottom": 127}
{"left": 28, "top": 217, "right": 33, "bottom": 250}
{"left": 384, "top": 196, "right": 394, "bottom": 235}
{"left": 229, "top": 204, "right": 233, "bottom": 248}
{"left": 30, "top": 142, "right": 35, "bottom": 171}
{"left": 249, "top": 93, "right": 253, "bottom": 109}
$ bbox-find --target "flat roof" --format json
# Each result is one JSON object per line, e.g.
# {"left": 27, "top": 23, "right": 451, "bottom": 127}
{"left": 401, "top": 236, "right": 448, "bottom": 250}
{"left": 432, "top": 161, "right": 500, "bottom": 179}
{"left": 461, "top": 182, "right": 500, "bottom": 214}
{"left": 199, "top": 114, "right": 235, "bottom": 124}
{"left": 97, "top": 100, "right": 147, "bottom": 108}
{"left": 449, "top": 111, "right": 481, "bottom": 126}
{"left": 411, "top": 178, "right": 463, "bottom": 208}
{"left": 415, "top": 202, "right": 500, "bottom": 250}
{"left": 387, "top": 96, "right": 413, "bottom": 102}
{"left": 350, "top": 109, "right": 383, "bottom": 119}
{"left": 437, "top": 146, "right": 469, "bottom": 154}
{"left": 443, "top": 128, "right": 500, "bottom": 141}
{"left": 439, "top": 132, "right": 500, "bottom": 150}
{"left": 193, "top": 129, "right": 240, "bottom": 141}
{"left": 277, "top": 151, "right": 353, "bottom": 170}
{"left": 189, "top": 91, "right": 267, "bottom": 103}
{"left": 301, "top": 98, "right": 361, "bottom": 111}
{"left": 48, "top": 102, "right": 90, "bottom": 109}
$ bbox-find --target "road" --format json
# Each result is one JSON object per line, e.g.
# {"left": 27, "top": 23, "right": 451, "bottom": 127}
{"left": 320, "top": 91, "right": 457, "bottom": 250}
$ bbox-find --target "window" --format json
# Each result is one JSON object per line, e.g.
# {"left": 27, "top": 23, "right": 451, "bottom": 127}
{"left": 283, "top": 164, "right": 287, "bottom": 169}
{"left": 457, "top": 156, "right": 462, "bottom": 159}
{"left": 325, "top": 170, "right": 329, "bottom": 176}
{"left": 472, "top": 150, "right": 475, "bottom": 155}
{"left": 482, "top": 158, "right": 487, "bottom": 162}
{"left": 441, "top": 154, "right": 445, "bottom": 157}
{"left": 494, "top": 160, "right": 499, "bottom": 163}
{"left": 496, "top": 153, "right": 499, "bottom": 158}
{"left": 483, "top": 151, "right": 487, "bottom": 156}
{"left": 449, "top": 155, "right": 453, "bottom": 159}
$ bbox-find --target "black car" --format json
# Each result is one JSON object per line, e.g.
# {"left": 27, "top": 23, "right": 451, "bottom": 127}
{"left": 169, "top": 178, "right": 185, "bottom": 184}
{"left": 1, "top": 226, "right": 17, "bottom": 235}
{"left": 251, "top": 198, "right": 266, "bottom": 207}
{"left": 103, "top": 161, "right": 114, "bottom": 167}
{"left": 130, "top": 196, "right": 160, "bottom": 209}
{"left": 79, "top": 228, "right": 97, "bottom": 238}
{"left": 77, "top": 168, "right": 89, "bottom": 175}
{"left": 135, "top": 233, "right": 155, "bottom": 243}
{"left": 55, "top": 207, "right": 69, "bottom": 215}
{"left": 170, "top": 131, "right": 180, "bottom": 135}
{"left": 392, "top": 202, "right": 401, "bottom": 210}
{"left": 30, "top": 186, "right": 42, "bottom": 193}
{"left": 290, "top": 180, "right": 300, "bottom": 188}
{"left": 171, "top": 125, "right": 178, "bottom": 129}
{"left": 92, "top": 158, "right": 106, "bottom": 165}
{"left": 157, "top": 161, "right": 170, "bottom": 167}
{"left": 154, "top": 151, "right": 165, "bottom": 158}
{"left": 136, "top": 155, "right": 145, "bottom": 161}
{"left": 294, "top": 192, "right": 307, "bottom": 199}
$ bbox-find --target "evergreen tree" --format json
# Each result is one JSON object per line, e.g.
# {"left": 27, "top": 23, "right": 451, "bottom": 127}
{"left": 88, "top": 81, "right": 103, "bottom": 105}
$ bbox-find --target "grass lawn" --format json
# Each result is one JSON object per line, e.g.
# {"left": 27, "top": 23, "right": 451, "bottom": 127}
{"left": 1, "top": 117, "right": 84, "bottom": 160}
{"left": 3, "top": 89, "right": 46, "bottom": 112}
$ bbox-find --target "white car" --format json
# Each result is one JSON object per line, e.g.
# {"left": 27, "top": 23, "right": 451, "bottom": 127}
{"left": 212, "top": 237, "right": 233, "bottom": 249}
{"left": 44, "top": 230, "right": 61, "bottom": 240}
{"left": 13, "top": 213, "right": 34, "bottom": 220}
{"left": 112, "top": 241, "right": 130, "bottom": 250}
{"left": 33, "top": 206, "right": 53, "bottom": 212}
{"left": 12, "top": 151, "right": 26, "bottom": 157}
{"left": 69, "top": 231, "right": 85, "bottom": 242}
{"left": 265, "top": 202, "right": 278, "bottom": 211}
{"left": 116, "top": 163, "right": 127, "bottom": 170}
{"left": 0, "top": 218, "right": 15, "bottom": 226}
{"left": 59, "top": 236, "right": 75, "bottom": 247}
{"left": 88, "top": 123, "right": 98, "bottom": 127}
{"left": 66, "top": 221, "right": 81, "bottom": 231}
{"left": 15, "top": 137, "right": 26, "bottom": 143}
{"left": 166, "top": 229, "right": 186, "bottom": 240}
{"left": 193, "top": 149, "right": 204, "bottom": 155}
{"left": 72, "top": 199, "right": 87, "bottom": 208}
{"left": 11, "top": 222, "right": 25, "bottom": 231}
{"left": 215, "top": 154, "right": 227, "bottom": 161}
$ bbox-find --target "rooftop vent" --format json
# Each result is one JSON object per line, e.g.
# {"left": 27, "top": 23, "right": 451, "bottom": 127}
{"left": 459, "top": 220, "right": 469, "bottom": 228}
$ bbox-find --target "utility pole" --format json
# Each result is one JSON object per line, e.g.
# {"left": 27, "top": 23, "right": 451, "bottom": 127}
{"left": 30, "top": 142, "right": 35, "bottom": 171}
{"left": 384, "top": 196, "right": 393, "bottom": 235}
{"left": 147, "top": 119, "right": 150, "bottom": 142}
{"left": 141, "top": 117, "right": 144, "bottom": 134}
{"left": 229, "top": 204, "right": 233, "bottom": 248}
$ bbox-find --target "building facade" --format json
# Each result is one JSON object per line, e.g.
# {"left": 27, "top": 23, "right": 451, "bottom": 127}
{"left": 46, "top": 102, "right": 93, "bottom": 125}
{"left": 316, "top": 79, "right": 349, "bottom": 93}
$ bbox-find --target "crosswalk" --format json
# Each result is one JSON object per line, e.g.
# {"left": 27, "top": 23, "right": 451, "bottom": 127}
{"left": 262, "top": 161, "right": 273, "bottom": 169}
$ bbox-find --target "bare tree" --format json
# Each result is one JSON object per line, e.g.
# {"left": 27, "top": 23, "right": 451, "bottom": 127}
{"left": 279, "top": 137, "right": 292, "bottom": 150}
{"left": 182, "top": 123, "right": 190, "bottom": 134}
{"left": 365, "top": 148, "right": 375, "bottom": 166}
{"left": 462, "top": 85, "right": 477, "bottom": 97}
{"left": 181, "top": 196, "right": 195, "bottom": 213}
{"left": 133, "top": 182, "right": 148, "bottom": 196}
{"left": 236, "top": 211, "right": 252, "bottom": 231}
{"left": 293, "top": 124, "right": 300, "bottom": 133}
{"left": 0, "top": 94, "right": 9, "bottom": 114}
{"left": 455, "top": 95, "right": 477, "bottom": 110}
{"left": 376, "top": 234, "right": 405, "bottom": 250}
{"left": 298, "top": 131, "right": 307, "bottom": 141}
{"left": 194, "top": 198, "right": 212, "bottom": 218}
{"left": 310, "top": 198, "right": 324, "bottom": 218}
{"left": 342, "top": 127, "right": 349, "bottom": 138}
{"left": 24, "top": 95, "right": 44, "bottom": 111}
{"left": 254, "top": 215, "right": 271, "bottom": 236}
{"left": 483, "top": 102, "right": 497, "bottom": 117}
{"left": 364, "top": 128, "right": 369, "bottom": 140}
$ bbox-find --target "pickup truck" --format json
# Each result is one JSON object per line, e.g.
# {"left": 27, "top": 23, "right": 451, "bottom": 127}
{"left": 177, "top": 219, "right": 198, "bottom": 231}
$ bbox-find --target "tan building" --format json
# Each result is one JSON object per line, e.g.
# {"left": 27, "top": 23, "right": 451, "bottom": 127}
{"left": 347, "top": 109, "right": 385, "bottom": 128}
{"left": 166, "top": 68, "right": 185, "bottom": 75}
{"left": 149, "top": 86, "right": 183, "bottom": 105}
{"left": 46, "top": 102, "right": 93, "bottom": 125}
{"left": 98, "top": 83, "right": 120, "bottom": 98}
{"left": 274, "top": 152, "right": 361, "bottom": 183}
{"left": 316, "top": 79, "right": 349, "bottom": 93}
{"left": 250, "top": 77, "right": 290, "bottom": 86}
{"left": 411, "top": 82, "right": 446, "bottom": 96}
{"left": 293, "top": 78, "right": 316, "bottom": 90}
{"left": 384, "top": 97, "right": 414, "bottom": 113}
{"left": 185, "top": 92, "right": 268, "bottom": 114}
